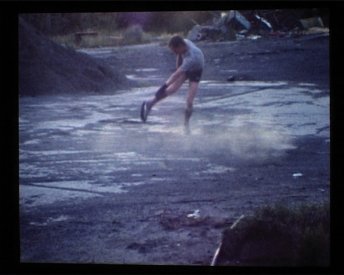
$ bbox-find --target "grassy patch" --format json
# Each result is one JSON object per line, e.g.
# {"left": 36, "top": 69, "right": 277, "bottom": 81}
{"left": 50, "top": 22, "right": 186, "bottom": 50}
{"left": 216, "top": 202, "right": 330, "bottom": 266}
{"left": 51, "top": 31, "right": 124, "bottom": 49}
{"left": 50, "top": 26, "right": 174, "bottom": 49}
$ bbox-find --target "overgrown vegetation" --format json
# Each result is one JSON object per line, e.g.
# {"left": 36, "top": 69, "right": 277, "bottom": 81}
{"left": 21, "top": 10, "right": 329, "bottom": 48}
{"left": 217, "top": 202, "right": 330, "bottom": 266}
{"left": 21, "top": 12, "right": 213, "bottom": 48}
{"left": 21, "top": 12, "right": 213, "bottom": 36}
{"left": 50, "top": 27, "right": 169, "bottom": 49}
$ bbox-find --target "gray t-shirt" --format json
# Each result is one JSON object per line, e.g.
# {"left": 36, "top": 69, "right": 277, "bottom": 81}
{"left": 180, "top": 39, "right": 204, "bottom": 72}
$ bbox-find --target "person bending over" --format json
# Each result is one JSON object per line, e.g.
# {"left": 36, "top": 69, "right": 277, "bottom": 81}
{"left": 140, "top": 35, "right": 204, "bottom": 131}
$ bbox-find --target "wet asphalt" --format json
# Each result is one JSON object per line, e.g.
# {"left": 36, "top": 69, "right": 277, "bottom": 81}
{"left": 19, "top": 39, "right": 330, "bottom": 265}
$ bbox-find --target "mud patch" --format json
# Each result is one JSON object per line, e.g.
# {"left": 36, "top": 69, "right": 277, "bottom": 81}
{"left": 158, "top": 209, "right": 232, "bottom": 231}
{"left": 127, "top": 239, "right": 163, "bottom": 254}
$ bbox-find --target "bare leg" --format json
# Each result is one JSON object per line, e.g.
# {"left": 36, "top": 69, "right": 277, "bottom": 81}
{"left": 185, "top": 81, "right": 199, "bottom": 128}
{"left": 147, "top": 74, "right": 187, "bottom": 110}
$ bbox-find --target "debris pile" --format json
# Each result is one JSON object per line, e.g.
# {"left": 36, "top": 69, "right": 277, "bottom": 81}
{"left": 19, "top": 17, "right": 129, "bottom": 96}
{"left": 187, "top": 10, "right": 328, "bottom": 42}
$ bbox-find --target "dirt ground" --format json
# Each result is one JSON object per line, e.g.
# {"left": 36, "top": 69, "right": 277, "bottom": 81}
{"left": 19, "top": 33, "right": 330, "bottom": 266}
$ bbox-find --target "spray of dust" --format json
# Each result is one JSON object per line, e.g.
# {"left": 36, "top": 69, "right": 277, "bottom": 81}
{"left": 160, "top": 124, "right": 296, "bottom": 162}
{"left": 92, "top": 114, "right": 296, "bottom": 164}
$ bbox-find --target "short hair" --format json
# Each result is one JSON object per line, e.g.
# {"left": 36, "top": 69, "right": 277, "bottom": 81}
{"left": 168, "top": 35, "right": 186, "bottom": 48}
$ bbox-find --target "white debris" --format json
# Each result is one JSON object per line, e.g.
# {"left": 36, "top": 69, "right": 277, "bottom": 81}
{"left": 293, "top": 173, "right": 303, "bottom": 178}
{"left": 230, "top": 214, "right": 245, "bottom": 229}
{"left": 47, "top": 215, "right": 70, "bottom": 223}
{"left": 29, "top": 215, "right": 70, "bottom": 226}
{"left": 211, "top": 214, "right": 245, "bottom": 266}
{"left": 187, "top": 209, "right": 200, "bottom": 219}
{"left": 210, "top": 241, "right": 222, "bottom": 266}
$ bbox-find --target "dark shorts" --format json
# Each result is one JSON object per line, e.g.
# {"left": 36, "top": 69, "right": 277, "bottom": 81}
{"left": 185, "top": 69, "right": 203, "bottom": 83}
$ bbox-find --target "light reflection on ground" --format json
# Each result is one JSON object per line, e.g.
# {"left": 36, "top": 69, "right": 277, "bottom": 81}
{"left": 19, "top": 79, "right": 329, "bottom": 207}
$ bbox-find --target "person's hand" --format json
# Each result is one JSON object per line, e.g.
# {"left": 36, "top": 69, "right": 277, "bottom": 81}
{"left": 155, "top": 83, "right": 168, "bottom": 100}
{"left": 159, "top": 83, "right": 168, "bottom": 91}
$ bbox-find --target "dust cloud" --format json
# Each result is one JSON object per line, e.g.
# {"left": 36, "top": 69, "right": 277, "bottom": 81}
{"left": 143, "top": 123, "right": 296, "bottom": 163}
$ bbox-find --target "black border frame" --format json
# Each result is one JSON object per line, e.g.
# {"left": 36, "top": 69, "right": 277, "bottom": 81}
{"left": 1, "top": 1, "right": 342, "bottom": 274}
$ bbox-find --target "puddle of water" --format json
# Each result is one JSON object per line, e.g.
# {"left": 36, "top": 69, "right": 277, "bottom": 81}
{"left": 33, "top": 112, "right": 116, "bottom": 132}
{"left": 187, "top": 125, "right": 296, "bottom": 161}
{"left": 19, "top": 164, "right": 53, "bottom": 179}
{"left": 201, "top": 80, "right": 287, "bottom": 88}
{"left": 220, "top": 69, "right": 238, "bottom": 73}
{"left": 30, "top": 215, "right": 70, "bottom": 226}
{"left": 19, "top": 80, "right": 329, "bottom": 208}
{"left": 126, "top": 74, "right": 162, "bottom": 81}
{"left": 134, "top": 68, "right": 159, "bottom": 72}
{"left": 22, "top": 139, "right": 41, "bottom": 145}
{"left": 78, "top": 47, "right": 114, "bottom": 56}
{"left": 147, "top": 125, "right": 184, "bottom": 134}
{"left": 198, "top": 83, "right": 329, "bottom": 137}
{"left": 299, "top": 83, "right": 317, "bottom": 87}
{"left": 20, "top": 149, "right": 93, "bottom": 157}
{"left": 196, "top": 164, "right": 236, "bottom": 175}
{"left": 20, "top": 183, "right": 103, "bottom": 207}
{"left": 116, "top": 152, "right": 139, "bottom": 158}
{"left": 20, "top": 179, "right": 150, "bottom": 208}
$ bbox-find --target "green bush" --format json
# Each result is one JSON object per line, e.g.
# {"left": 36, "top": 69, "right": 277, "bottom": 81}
{"left": 217, "top": 202, "right": 330, "bottom": 266}
{"left": 122, "top": 25, "right": 145, "bottom": 45}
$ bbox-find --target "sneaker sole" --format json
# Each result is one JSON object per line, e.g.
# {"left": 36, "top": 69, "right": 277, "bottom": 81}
{"left": 140, "top": 102, "right": 147, "bottom": 122}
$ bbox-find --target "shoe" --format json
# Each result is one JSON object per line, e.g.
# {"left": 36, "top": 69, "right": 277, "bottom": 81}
{"left": 184, "top": 125, "right": 191, "bottom": 135}
{"left": 140, "top": 101, "right": 149, "bottom": 122}
{"left": 184, "top": 121, "right": 191, "bottom": 135}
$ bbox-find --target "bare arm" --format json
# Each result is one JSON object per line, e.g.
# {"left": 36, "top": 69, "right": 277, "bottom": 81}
{"left": 176, "top": 54, "right": 183, "bottom": 69}
{"left": 165, "top": 67, "right": 185, "bottom": 86}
